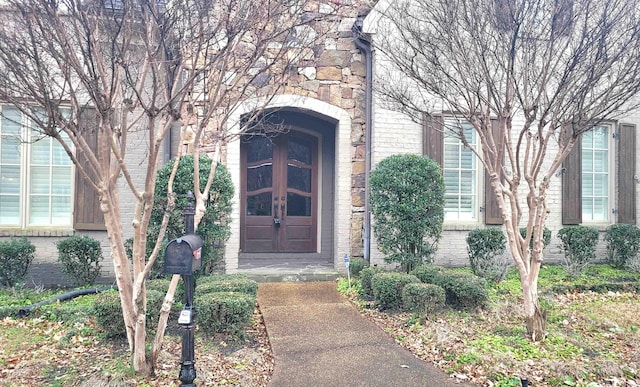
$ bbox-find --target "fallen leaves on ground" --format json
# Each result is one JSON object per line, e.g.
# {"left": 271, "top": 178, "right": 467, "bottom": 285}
{"left": 347, "top": 290, "right": 640, "bottom": 387}
{"left": 0, "top": 307, "right": 273, "bottom": 386}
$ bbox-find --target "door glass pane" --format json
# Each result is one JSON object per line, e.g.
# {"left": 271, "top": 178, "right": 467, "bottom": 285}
{"left": 247, "top": 163, "right": 272, "bottom": 192}
{"left": 246, "top": 137, "right": 274, "bottom": 163}
{"left": 288, "top": 137, "right": 312, "bottom": 164}
{"left": 287, "top": 193, "right": 311, "bottom": 216}
{"left": 287, "top": 164, "right": 311, "bottom": 193}
{"left": 246, "top": 192, "right": 272, "bottom": 216}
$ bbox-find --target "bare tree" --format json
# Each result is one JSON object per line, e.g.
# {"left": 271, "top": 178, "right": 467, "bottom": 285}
{"left": 0, "top": 0, "right": 332, "bottom": 374}
{"left": 371, "top": 0, "right": 640, "bottom": 341}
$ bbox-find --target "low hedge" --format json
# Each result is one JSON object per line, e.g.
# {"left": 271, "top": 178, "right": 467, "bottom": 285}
{"left": 359, "top": 266, "right": 385, "bottom": 298}
{"left": 93, "top": 288, "right": 164, "bottom": 338}
{"left": 196, "top": 275, "right": 258, "bottom": 296}
{"left": 196, "top": 291, "right": 256, "bottom": 335}
{"left": 371, "top": 272, "right": 421, "bottom": 310}
{"left": 413, "top": 266, "right": 488, "bottom": 309}
{"left": 402, "top": 282, "right": 446, "bottom": 314}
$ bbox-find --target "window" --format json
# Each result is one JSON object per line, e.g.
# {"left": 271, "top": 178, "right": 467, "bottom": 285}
{"left": 581, "top": 125, "right": 610, "bottom": 222}
{"left": 443, "top": 120, "right": 478, "bottom": 221}
{"left": 562, "top": 122, "right": 636, "bottom": 225}
{"left": 0, "top": 105, "right": 73, "bottom": 228}
{"left": 424, "top": 116, "right": 501, "bottom": 224}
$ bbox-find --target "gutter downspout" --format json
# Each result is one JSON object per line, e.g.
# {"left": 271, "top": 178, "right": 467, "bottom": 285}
{"left": 353, "top": 17, "right": 373, "bottom": 263}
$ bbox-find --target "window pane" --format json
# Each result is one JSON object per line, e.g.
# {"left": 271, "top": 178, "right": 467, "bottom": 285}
{"left": 246, "top": 192, "right": 272, "bottom": 216}
{"left": 30, "top": 166, "right": 51, "bottom": 194}
{"left": 246, "top": 137, "right": 274, "bottom": 163}
{"left": 0, "top": 166, "right": 20, "bottom": 194}
{"left": 52, "top": 166, "right": 72, "bottom": 194}
{"left": 246, "top": 164, "right": 272, "bottom": 192}
{"left": 52, "top": 139, "right": 71, "bottom": 165}
{"left": 287, "top": 193, "right": 311, "bottom": 216}
{"left": 29, "top": 195, "right": 50, "bottom": 225}
{"left": 0, "top": 196, "right": 19, "bottom": 225}
{"left": 593, "top": 174, "right": 608, "bottom": 196}
{"left": 31, "top": 138, "right": 51, "bottom": 164}
{"left": 288, "top": 137, "right": 312, "bottom": 164}
{"left": 592, "top": 198, "right": 607, "bottom": 220}
{"left": 593, "top": 150, "right": 608, "bottom": 172}
{"left": 460, "top": 171, "right": 474, "bottom": 194}
{"left": 287, "top": 164, "right": 312, "bottom": 193}
{"left": 51, "top": 196, "right": 71, "bottom": 225}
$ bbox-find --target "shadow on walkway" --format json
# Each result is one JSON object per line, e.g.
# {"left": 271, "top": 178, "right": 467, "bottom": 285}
{"left": 257, "top": 282, "right": 471, "bottom": 387}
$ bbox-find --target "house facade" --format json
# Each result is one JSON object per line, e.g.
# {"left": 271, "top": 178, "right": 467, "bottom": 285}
{"left": 2, "top": 0, "right": 639, "bottom": 286}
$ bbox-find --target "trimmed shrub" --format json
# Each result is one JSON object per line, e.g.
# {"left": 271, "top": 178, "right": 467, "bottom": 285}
{"left": 144, "top": 155, "right": 234, "bottom": 277}
{"left": 94, "top": 290, "right": 125, "bottom": 338}
{"left": 94, "top": 288, "right": 165, "bottom": 337}
{"left": 359, "top": 266, "right": 385, "bottom": 298}
{"left": 196, "top": 291, "right": 255, "bottom": 335}
{"left": 519, "top": 227, "right": 552, "bottom": 249}
{"left": 410, "top": 265, "right": 445, "bottom": 284}
{"left": 557, "top": 226, "right": 599, "bottom": 277}
{"left": 369, "top": 154, "right": 445, "bottom": 272}
{"left": 604, "top": 224, "right": 640, "bottom": 269}
{"left": 402, "top": 282, "right": 446, "bottom": 314}
{"left": 466, "top": 228, "right": 509, "bottom": 283}
{"left": 415, "top": 267, "right": 488, "bottom": 309}
{"left": 0, "top": 238, "right": 36, "bottom": 288}
{"left": 56, "top": 235, "right": 103, "bottom": 287}
{"left": 371, "top": 272, "right": 420, "bottom": 310}
{"left": 196, "top": 275, "right": 258, "bottom": 296}
{"left": 349, "top": 257, "right": 368, "bottom": 277}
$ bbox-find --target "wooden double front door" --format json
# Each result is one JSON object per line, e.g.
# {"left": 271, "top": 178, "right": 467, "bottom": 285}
{"left": 240, "top": 132, "right": 318, "bottom": 253}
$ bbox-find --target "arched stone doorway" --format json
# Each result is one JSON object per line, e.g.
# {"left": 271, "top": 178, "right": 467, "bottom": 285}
{"left": 225, "top": 95, "right": 352, "bottom": 273}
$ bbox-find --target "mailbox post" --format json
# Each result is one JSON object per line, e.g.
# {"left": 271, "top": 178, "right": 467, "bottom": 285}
{"left": 164, "top": 191, "right": 201, "bottom": 387}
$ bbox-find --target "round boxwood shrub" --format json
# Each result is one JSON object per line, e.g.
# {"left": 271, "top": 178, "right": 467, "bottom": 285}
{"left": 371, "top": 272, "right": 421, "bottom": 310}
{"left": 196, "top": 275, "right": 258, "bottom": 296}
{"left": 359, "top": 266, "right": 385, "bottom": 298}
{"left": 349, "top": 257, "right": 368, "bottom": 277}
{"left": 466, "top": 228, "right": 509, "bottom": 283}
{"left": 413, "top": 267, "right": 488, "bottom": 309}
{"left": 410, "top": 265, "right": 445, "bottom": 284}
{"left": 94, "top": 288, "right": 165, "bottom": 337}
{"left": 604, "top": 224, "right": 640, "bottom": 269}
{"left": 557, "top": 226, "right": 599, "bottom": 277}
{"left": 519, "top": 227, "right": 552, "bottom": 249}
{"left": 402, "top": 282, "right": 446, "bottom": 314}
{"left": 56, "top": 235, "right": 103, "bottom": 287}
{"left": 196, "top": 291, "right": 256, "bottom": 335}
{"left": 0, "top": 237, "right": 36, "bottom": 288}
{"left": 369, "top": 154, "right": 445, "bottom": 272}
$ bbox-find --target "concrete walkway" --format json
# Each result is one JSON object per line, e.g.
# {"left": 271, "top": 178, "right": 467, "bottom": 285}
{"left": 257, "top": 282, "right": 469, "bottom": 387}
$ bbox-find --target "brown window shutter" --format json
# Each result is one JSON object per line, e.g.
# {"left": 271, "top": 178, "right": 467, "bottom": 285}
{"left": 423, "top": 114, "right": 443, "bottom": 165}
{"left": 485, "top": 118, "right": 503, "bottom": 225}
{"left": 617, "top": 123, "right": 636, "bottom": 224}
{"left": 73, "top": 108, "right": 106, "bottom": 230}
{"left": 561, "top": 125, "right": 582, "bottom": 225}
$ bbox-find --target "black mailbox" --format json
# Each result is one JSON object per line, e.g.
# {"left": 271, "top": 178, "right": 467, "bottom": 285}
{"left": 164, "top": 234, "right": 203, "bottom": 275}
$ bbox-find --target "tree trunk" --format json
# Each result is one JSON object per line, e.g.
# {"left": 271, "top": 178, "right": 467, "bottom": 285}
{"left": 522, "top": 281, "right": 546, "bottom": 341}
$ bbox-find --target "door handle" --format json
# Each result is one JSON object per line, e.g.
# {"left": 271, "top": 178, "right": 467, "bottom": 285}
{"left": 273, "top": 197, "right": 280, "bottom": 226}
{"left": 281, "top": 196, "right": 285, "bottom": 220}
